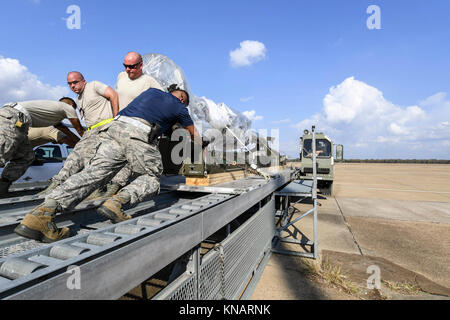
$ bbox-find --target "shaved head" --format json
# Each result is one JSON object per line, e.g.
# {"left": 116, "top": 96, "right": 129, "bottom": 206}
{"left": 123, "top": 51, "right": 143, "bottom": 80}
{"left": 67, "top": 71, "right": 84, "bottom": 80}
{"left": 67, "top": 71, "right": 86, "bottom": 95}
{"left": 124, "top": 52, "right": 142, "bottom": 64}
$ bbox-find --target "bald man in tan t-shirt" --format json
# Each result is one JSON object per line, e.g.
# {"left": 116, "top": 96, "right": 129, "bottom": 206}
{"left": 69, "top": 71, "right": 119, "bottom": 128}
{"left": 43, "top": 71, "right": 119, "bottom": 193}
{"left": 116, "top": 51, "right": 163, "bottom": 110}
{"left": 95, "top": 52, "right": 164, "bottom": 198}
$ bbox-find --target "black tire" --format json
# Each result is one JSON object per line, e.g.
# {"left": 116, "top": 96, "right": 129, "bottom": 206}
{"left": 320, "top": 181, "right": 333, "bottom": 196}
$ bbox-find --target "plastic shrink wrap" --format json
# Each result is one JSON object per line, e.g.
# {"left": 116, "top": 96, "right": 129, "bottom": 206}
{"left": 141, "top": 53, "right": 271, "bottom": 159}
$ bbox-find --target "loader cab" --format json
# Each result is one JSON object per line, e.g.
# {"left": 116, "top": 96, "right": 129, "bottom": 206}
{"left": 299, "top": 130, "right": 334, "bottom": 196}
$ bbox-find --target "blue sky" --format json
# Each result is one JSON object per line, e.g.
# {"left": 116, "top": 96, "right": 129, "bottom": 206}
{"left": 0, "top": 0, "right": 449, "bottom": 159}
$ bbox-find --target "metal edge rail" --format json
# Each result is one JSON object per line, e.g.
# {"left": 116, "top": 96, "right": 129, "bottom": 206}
{"left": 0, "top": 170, "right": 294, "bottom": 299}
{"left": 177, "top": 179, "right": 266, "bottom": 195}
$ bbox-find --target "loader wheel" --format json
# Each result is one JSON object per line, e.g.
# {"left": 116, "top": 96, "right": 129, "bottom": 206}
{"left": 320, "top": 181, "right": 333, "bottom": 197}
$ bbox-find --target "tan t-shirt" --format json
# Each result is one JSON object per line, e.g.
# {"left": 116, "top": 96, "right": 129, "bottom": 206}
{"left": 19, "top": 100, "right": 78, "bottom": 127}
{"left": 28, "top": 127, "right": 66, "bottom": 148}
{"left": 77, "top": 81, "right": 113, "bottom": 128}
{"left": 116, "top": 72, "right": 163, "bottom": 110}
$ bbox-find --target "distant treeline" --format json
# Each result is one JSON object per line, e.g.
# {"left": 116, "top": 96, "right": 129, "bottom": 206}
{"left": 287, "top": 159, "right": 450, "bottom": 164}
{"left": 338, "top": 159, "right": 450, "bottom": 164}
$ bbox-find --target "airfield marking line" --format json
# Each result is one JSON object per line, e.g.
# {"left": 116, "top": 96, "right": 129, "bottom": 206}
{"left": 334, "top": 197, "right": 363, "bottom": 256}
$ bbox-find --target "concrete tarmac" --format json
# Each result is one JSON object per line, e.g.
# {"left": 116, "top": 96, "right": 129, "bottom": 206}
{"left": 251, "top": 163, "right": 450, "bottom": 300}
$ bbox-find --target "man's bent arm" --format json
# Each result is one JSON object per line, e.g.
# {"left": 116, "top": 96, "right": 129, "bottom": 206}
{"left": 58, "top": 135, "right": 78, "bottom": 148}
{"left": 103, "top": 87, "right": 119, "bottom": 117}
{"left": 65, "top": 118, "right": 85, "bottom": 137}
{"left": 54, "top": 124, "right": 81, "bottom": 146}
{"left": 185, "top": 125, "right": 202, "bottom": 145}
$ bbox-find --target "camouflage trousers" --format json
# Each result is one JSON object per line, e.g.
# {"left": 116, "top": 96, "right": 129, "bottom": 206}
{"left": 52, "top": 125, "right": 132, "bottom": 187}
{"left": 0, "top": 107, "right": 34, "bottom": 182}
{"left": 47, "top": 120, "right": 163, "bottom": 209}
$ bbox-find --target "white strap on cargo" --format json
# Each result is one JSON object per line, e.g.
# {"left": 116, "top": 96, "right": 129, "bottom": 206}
{"left": 115, "top": 115, "right": 151, "bottom": 134}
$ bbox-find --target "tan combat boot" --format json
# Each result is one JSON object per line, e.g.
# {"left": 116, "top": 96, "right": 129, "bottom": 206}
{"left": 14, "top": 204, "right": 70, "bottom": 243}
{"left": 86, "top": 183, "right": 119, "bottom": 200}
{"left": 96, "top": 193, "right": 131, "bottom": 224}
{"left": 85, "top": 187, "right": 106, "bottom": 200}
{"left": 102, "top": 183, "right": 121, "bottom": 198}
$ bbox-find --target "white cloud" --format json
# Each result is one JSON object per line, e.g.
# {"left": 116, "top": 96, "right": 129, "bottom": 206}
{"left": 271, "top": 118, "right": 291, "bottom": 124}
{"left": 376, "top": 136, "right": 389, "bottom": 143}
{"left": 240, "top": 96, "right": 254, "bottom": 102}
{"left": 389, "top": 123, "right": 409, "bottom": 135}
{"left": 439, "top": 121, "right": 449, "bottom": 128}
{"left": 292, "top": 77, "right": 450, "bottom": 159}
{"left": 242, "top": 110, "right": 263, "bottom": 121}
{"left": 0, "top": 56, "right": 69, "bottom": 106}
{"left": 230, "top": 40, "right": 266, "bottom": 67}
{"left": 420, "top": 92, "right": 447, "bottom": 107}
{"left": 323, "top": 76, "right": 396, "bottom": 124}
{"left": 353, "top": 142, "right": 368, "bottom": 148}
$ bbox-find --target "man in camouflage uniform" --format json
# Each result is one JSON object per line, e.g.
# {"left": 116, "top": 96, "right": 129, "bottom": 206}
{"left": 0, "top": 98, "right": 84, "bottom": 195}
{"left": 90, "top": 51, "right": 163, "bottom": 199}
{"left": 15, "top": 87, "right": 200, "bottom": 243}
{"left": 43, "top": 71, "right": 119, "bottom": 193}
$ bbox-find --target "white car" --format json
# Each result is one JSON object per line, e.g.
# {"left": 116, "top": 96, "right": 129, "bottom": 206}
{"left": 0, "top": 144, "right": 73, "bottom": 185}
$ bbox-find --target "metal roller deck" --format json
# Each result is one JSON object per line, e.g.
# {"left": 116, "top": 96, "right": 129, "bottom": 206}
{"left": 0, "top": 169, "right": 296, "bottom": 299}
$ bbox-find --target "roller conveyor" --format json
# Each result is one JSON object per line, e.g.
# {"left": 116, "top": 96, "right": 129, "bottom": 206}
{"left": 0, "top": 192, "right": 234, "bottom": 298}
{"left": 0, "top": 169, "right": 296, "bottom": 299}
